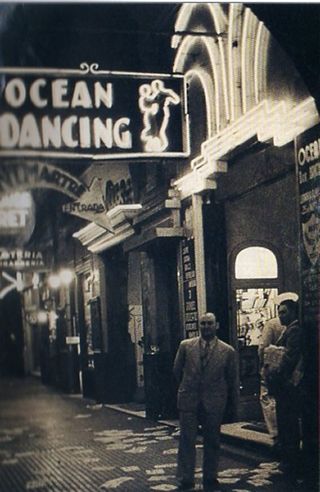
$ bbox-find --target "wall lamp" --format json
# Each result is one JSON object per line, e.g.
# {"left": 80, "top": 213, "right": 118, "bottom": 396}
{"left": 37, "top": 310, "right": 48, "bottom": 324}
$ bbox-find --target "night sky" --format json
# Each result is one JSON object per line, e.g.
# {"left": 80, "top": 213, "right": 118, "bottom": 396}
{"left": 0, "top": 3, "right": 319, "bottom": 102}
{"left": 0, "top": 4, "right": 179, "bottom": 72}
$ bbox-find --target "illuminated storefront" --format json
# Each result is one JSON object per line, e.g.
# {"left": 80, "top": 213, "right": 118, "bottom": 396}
{"left": 0, "top": 4, "right": 318, "bottom": 430}
{"left": 70, "top": 4, "right": 319, "bottom": 420}
{"left": 171, "top": 3, "right": 319, "bottom": 418}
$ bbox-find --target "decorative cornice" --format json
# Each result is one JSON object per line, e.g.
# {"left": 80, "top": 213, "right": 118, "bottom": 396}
{"left": 174, "top": 97, "right": 319, "bottom": 199}
{"left": 107, "top": 204, "right": 143, "bottom": 225}
{"left": 72, "top": 204, "right": 142, "bottom": 253}
{"left": 174, "top": 172, "right": 217, "bottom": 200}
{"left": 72, "top": 223, "right": 105, "bottom": 246}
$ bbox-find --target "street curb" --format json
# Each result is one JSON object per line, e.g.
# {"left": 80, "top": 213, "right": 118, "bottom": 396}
{"left": 104, "top": 403, "right": 275, "bottom": 457}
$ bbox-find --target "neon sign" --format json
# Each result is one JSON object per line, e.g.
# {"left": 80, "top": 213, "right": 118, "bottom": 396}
{"left": 0, "top": 63, "right": 189, "bottom": 159}
{"left": 0, "top": 162, "right": 113, "bottom": 231}
{"left": 139, "top": 80, "right": 180, "bottom": 152}
{"left": 0, "top": 192, "right": 35, "bottom": 246}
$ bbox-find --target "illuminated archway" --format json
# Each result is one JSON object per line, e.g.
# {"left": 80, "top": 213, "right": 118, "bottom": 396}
{"left": 173, "top": 3, "right": 319, "bottom": 197}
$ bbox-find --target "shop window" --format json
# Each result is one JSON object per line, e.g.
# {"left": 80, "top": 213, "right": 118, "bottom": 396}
{"left": 233, "top": 246, "right": 280, "bottom": 397}
{"left": 235, "top": 247, "right": 278, "bottom": 279}
{"left": 235, "top": 247, "right": 279, "bottom": 347}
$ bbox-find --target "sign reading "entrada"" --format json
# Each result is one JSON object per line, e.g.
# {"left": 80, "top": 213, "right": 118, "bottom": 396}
{"left": 0, "top": 63, "right": 189, "bottom": 159}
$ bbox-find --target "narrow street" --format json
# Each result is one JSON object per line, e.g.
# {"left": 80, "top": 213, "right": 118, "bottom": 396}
{"left": 0, "top": 377, "right": 304, "bottom": 492}
{"left": 0, "top": 3, "right": 318, "bottom": 492}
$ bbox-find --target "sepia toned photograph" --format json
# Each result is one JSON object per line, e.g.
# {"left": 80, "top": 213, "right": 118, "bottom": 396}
{"left": 0, "top": 3, "right": 318, "bottom": 491}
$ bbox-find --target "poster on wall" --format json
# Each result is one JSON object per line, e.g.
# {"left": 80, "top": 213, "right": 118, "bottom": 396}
{"left": 181, "top": 238, "right": 198, "bottom": 338}
{"left": 295, "top": 123, "right": 320, "bottom": 327}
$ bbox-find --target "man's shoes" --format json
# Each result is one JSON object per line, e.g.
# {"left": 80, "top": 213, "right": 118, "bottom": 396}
{"left": 178, "top": 480, "right": 195, "bottom": 490}
{"left": 203, "top": 478, "right": 222, "bottom": 491}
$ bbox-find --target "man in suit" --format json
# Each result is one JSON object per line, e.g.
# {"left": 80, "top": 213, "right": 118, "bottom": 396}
{"left": 173, "top": 312, "right": 238, "bottom": 491}
{"left": 258, "top": 292, "right": 299, "bottom": 450}
{"left": 266, "top": 300, "right": 303, "bottom": 482}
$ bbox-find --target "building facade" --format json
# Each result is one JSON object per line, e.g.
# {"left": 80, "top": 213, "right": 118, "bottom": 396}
{"left": 10, "top": 5, "right": 317, "bottom": 442}
{"left": 65, "top": 3, "right": 318, "bottom": 421}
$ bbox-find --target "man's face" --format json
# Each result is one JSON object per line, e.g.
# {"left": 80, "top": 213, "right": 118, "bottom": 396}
{"left": 199, "top": 313, "right": 217, "bottom": 340}
{"left": 278, "top": 304, "right": 292, "bottom": 326}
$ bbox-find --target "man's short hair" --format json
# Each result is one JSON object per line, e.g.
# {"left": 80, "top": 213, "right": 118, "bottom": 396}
{"left": 279, "top": 299, "right": 298, "bottom": 318}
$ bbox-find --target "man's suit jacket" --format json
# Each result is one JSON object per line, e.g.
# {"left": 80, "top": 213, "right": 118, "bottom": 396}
{"left": 258, "top": 317, "right": 283, "bottom": 377}
{"left": 173, "top": 336, "right": 238, "bottom": 420}
{"left": 276, "top": 320, "right": 303, "bottom": 382}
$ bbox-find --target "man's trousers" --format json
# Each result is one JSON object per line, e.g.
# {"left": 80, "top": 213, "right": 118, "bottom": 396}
{"left": 276, "top": 384, "right": 301, "bottom": 471}
{"left": 260, "top": 380, "right": 278, "bottom": 439}
{"left": 177, "top": 406, "right": 221, "bottom": 484}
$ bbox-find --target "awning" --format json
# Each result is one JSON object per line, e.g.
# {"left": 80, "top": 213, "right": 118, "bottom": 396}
{"left": 72, "top": 204, "right": 142, "bottom": 253}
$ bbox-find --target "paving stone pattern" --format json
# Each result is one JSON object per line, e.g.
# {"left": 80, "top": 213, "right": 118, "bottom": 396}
{"left": 0, "top": 378, "right": 304, "bottom": 491}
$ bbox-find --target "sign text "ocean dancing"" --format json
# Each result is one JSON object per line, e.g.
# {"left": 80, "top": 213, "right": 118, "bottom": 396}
{"left": 0, "top": 65, "right": 188, "bottom": 159}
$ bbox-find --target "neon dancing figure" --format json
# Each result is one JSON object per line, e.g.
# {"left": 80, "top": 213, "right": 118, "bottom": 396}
{"left": 139, "top": 79, "right": 180, "bottom": 152}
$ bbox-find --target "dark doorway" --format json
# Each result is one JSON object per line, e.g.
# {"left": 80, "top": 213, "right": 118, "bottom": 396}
{"left": 0, "top": 290, "right": 24, "bottom": 377}
{"left": 142, "top": 240, "right": 180, "bottom": 419}
{"left": 103, "top": 245, "right": 135, "bottom": 403}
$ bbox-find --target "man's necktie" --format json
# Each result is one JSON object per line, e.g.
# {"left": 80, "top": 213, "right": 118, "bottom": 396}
{"left": 201, "top": 341, "right": 210, "bottom": 370}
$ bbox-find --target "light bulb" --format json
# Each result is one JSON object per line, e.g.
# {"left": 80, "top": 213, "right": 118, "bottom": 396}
{"left": 48, "top": 274, "right": 60, "bottom": 289}
{"left": 60, "top": 269, "right": 73, "bottom": 286}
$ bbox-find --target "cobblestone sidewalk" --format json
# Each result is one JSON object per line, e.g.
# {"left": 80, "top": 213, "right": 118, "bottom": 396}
{"left": 0, "top": 377, "right": 307, "bottom": 491}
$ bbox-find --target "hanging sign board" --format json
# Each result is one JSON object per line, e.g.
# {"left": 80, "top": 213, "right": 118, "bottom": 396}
{"left": 0, "top": 248, "right": 48, "bottom": 271}
{"left": 66, "top": 336, "right": 80, "bottom": 345}
{"left": 0, "top": 191, "right": 35, "bottom": 246}
{"left": 0, "top": 161, "right": 113, "bottom": 231}
{"left": 0, "top": 271, "right": 19, "bottom": 299}
{"left": 0, "top": 63, "right": 189, "bottom": 160}
{"left": 62, "top": 162, "right": 137, "bottom": 230}
{"left": 80, "top": 162, "right": 135, "bottom": 211}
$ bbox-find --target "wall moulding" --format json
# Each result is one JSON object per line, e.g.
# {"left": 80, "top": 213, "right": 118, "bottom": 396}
{"left": 174, "top": 97, "right": 319, "bottom": 199}
{"left": 73, "top": 204, "right": 142, "bottom": 253}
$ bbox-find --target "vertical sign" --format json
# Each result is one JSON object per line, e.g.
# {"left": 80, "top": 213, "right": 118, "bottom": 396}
{"left": 296, "top": 124, "right": 320, "bottom": 326}
{"left": 181, "top": 238, "right": 198, "bottom": 338}
{"left": 295, "top": 121, "right": 319, "bottom": 483}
